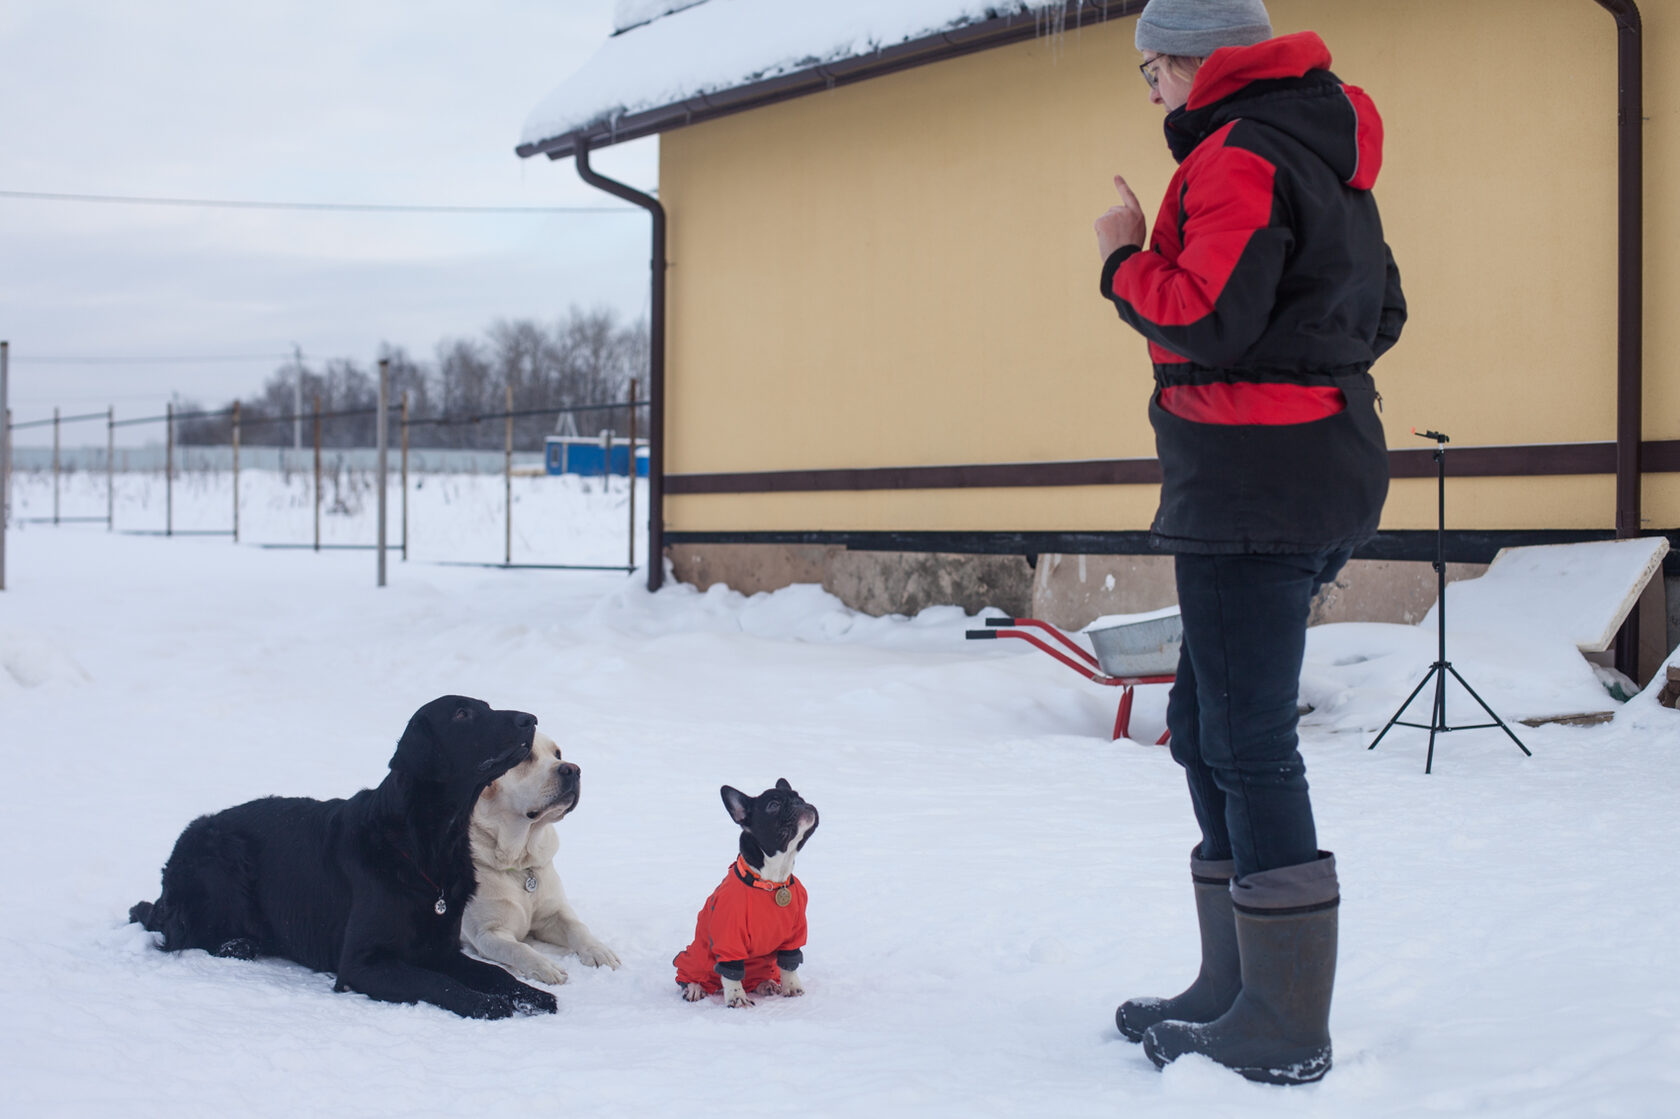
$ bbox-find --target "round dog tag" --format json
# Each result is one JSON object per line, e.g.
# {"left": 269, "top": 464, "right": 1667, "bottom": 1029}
{"left": 774, "top": 886, "right": 792, "bottom": 908}
{"left": 434, "top": 895, "right": 448, "bottom": 916}
{"left": 524, "top": 872, "right": 539, "bottom": 893}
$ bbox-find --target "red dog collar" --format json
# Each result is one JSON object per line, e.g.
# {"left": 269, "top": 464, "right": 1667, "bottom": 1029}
{"left": 733, "top": 855, "right": 795, "bottom": 907}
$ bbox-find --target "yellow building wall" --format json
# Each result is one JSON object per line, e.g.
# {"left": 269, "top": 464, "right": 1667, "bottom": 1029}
{"left": 658, "top": 0, "right": 1674, "bottom": 536}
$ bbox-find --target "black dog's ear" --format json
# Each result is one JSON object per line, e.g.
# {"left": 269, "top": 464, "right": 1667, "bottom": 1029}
{"left": 721, "top": 785, "right": 753, "bottom": 826}
{"left": 775, "top": 778, "right": 792, "bottom": 793}
{"left": 390, "top": 706, "right": 440, "bottom": 778}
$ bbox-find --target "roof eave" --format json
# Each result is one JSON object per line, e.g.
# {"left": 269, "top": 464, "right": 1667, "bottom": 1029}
{"left": 515, "top": 0, "right": 1146, "bottom": 160}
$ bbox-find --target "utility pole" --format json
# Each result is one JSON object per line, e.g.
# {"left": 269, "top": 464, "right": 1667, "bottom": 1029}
{"left": 1, "top": 340, "right": 8, "bottom": 591}
{"left": 292, "top": 343, "right": 304, "bottom": 452}
{"left": 377, "top": 359, "right": 388, "bottom": 587}
{"left": 504, "top": 383, "right": 514, "bottom": 566}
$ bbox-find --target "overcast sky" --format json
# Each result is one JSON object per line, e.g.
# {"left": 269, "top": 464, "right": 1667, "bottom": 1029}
{"left": 0, "top": 0, "right": 656, "bottom": 444}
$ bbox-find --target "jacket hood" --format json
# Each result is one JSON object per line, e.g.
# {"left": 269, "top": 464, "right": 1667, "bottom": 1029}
{"left": 1178, "top": 31, "right": 1384, "bottom": 190}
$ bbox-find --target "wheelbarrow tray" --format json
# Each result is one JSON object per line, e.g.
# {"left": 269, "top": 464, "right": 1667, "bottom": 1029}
{"left": 1081, "top": 606, "right": 1183, "bottom": 678}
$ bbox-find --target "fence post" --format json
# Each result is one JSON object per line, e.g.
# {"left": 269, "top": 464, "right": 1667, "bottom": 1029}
{"left": 0, "top": 340, "right": 8, "bottom": 591}
{"left": 231, "top": 401, "right": 241, "bottom": 544}
{"left": 53, "top": 406, "right": 61, "bottom": 526}
{"left": 627, "top": 380, "right": 638, "bottom": 572}
{"left": 400, "top": 392, "right": 409, "bottom": 562}
{"left": 504, "top": 384, "right": 514, "bottom": 566}
{"left": 313, "top": 395, "right": 322, "bottom": 553}
{"left": 377, "top": 359, "right": 388, "bottom": 588}
{"left": 165, "top": 402, "right": 174, "bottom": 537}
{"left": 106, "top": 406, "right": 115, "bottom": 531}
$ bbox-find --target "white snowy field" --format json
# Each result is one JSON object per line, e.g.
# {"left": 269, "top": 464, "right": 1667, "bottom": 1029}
{"left": 3, "top": 473, "right": 1680, "bottom": 1118}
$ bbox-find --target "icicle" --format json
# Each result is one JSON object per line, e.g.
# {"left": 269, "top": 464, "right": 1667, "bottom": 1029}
{"left": 1028, "top": 1, "right": 1089, "bottom": 64}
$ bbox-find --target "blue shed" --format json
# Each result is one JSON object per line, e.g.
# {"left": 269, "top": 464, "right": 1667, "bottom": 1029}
{"left": 544, "top": 436, "right": 649, "bottom": 477}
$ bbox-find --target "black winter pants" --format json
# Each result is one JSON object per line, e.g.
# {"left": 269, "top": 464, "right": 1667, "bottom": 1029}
{"left": 1165, "top": 548, "right": 1350, "bottom": 878}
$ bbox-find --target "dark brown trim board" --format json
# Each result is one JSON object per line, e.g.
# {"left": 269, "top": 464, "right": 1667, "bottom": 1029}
{"left": 666, "top": 440, "right": 1680, "bottom": 496}
{"left": 662, "top": 528, "right": 1680, "bottom": 572}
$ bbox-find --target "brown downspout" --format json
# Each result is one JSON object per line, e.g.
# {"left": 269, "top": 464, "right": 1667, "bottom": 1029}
{"left": 575, "top": 138, "right": 667, "bottom": 591}
{"left": 1595, "top": 0, "right": 1643, "bottom": 677}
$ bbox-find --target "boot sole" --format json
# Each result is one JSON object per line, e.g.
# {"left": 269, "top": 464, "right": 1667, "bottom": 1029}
{"left": 1145, "top": 1039, "right": 1331, "bottom": 1085}
{"left": 1233, "top": 1048, "right": 1331, "bottom": 1085}
{"left": 1115, "top": 1003, "right": 1155, "bottom": 1042}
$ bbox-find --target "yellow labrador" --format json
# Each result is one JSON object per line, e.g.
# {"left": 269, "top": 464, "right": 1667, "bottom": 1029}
{"left": 461, "top": 731, "right": 620, "bottom": 984}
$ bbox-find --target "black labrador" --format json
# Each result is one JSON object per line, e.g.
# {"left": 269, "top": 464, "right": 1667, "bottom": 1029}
{"left": 129, "top": 695, "right": 559, "bottom": 1019}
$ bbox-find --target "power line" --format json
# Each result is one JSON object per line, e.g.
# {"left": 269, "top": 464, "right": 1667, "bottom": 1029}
{"left": 13, "top": 393, "right": 210, "bottom": 404}
{"left": 16, "top": 353, "right": 296, "bottom": 365}
{"left": 0, "top": 188, "right": 640, "bottom": 215}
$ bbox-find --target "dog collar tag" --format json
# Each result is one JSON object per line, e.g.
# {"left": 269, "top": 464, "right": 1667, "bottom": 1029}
{"left": 434, "top": 895, "right": 448, "bottom": 916}
{"left": 524, "top": 871, "right": 538, "bottom": 893}
{"left": 774, "top": 886, "right": 792, "bottom": 908}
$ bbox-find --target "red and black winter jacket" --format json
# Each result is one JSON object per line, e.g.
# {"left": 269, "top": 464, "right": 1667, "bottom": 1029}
{"left": 1100, "top": 32, "right": 1405, "bottom": 554}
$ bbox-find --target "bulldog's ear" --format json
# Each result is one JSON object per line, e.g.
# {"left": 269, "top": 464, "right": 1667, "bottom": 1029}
{"left": 721, "top": 785, "right": 752, "bottom": 826}
{"left": 775, "top": 778, "right": 792, "bottom": 793}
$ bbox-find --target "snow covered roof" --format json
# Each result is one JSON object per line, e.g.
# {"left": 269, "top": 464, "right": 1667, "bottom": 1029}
{"left": 518, "top": 0, "right": 1144, "bottom": 159}
{"left": 612, "top": 0, "right": 710, "bottom": 35}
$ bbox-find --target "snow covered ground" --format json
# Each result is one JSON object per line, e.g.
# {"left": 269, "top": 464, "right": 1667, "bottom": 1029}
{"left": 3, "top": 471, "right": 1679, "bottom": 1117}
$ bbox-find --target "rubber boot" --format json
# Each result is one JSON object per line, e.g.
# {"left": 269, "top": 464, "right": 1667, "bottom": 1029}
{"left": 1142, "top": 852, "right": 1338, "bottom": 1085}
{"left": 1115, "top": 850, "right": 1239, "bottom": 1042}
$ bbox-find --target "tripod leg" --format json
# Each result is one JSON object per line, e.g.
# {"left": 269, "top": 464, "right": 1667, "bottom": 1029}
{"left": 1445, "top": 664, "right": 1532, "bottom": 757}
{"left": 1426, "top": 661, "right": 1448, "bottom": 774}
{"left": 1369, "top": 666, "right": 1436, "bottom": 751}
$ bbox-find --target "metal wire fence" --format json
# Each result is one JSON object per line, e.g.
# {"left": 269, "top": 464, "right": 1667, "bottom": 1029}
{"left": 0, "top": 351, "right": 649, "bottom": 588}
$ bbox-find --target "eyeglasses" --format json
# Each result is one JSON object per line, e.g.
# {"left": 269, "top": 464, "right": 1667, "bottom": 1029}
{"left": 1139, "top": 55, "right": 1167, "bottom": 90}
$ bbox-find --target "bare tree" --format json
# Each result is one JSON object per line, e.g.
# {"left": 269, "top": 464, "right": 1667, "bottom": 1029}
{"left": 175, "top": 309, "right": 649, "bottom": 451}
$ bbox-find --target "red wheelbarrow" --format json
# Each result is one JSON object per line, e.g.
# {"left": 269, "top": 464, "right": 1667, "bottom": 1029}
{"left": 966, "top": 608, "right": 1182, "bottom": 743}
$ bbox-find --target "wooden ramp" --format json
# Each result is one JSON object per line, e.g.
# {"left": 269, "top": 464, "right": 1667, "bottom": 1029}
{"left": 1428, "top": 537, "right": 1669, "bottom": 652}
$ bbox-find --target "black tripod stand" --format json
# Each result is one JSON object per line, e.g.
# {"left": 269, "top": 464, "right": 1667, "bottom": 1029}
{"left": 1369, "top": 429, "right": 1531, "bottom": 773}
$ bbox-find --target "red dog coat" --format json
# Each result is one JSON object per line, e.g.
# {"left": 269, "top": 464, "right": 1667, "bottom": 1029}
{"left": 673, "top": 856, "right": 809, "bottom": 994}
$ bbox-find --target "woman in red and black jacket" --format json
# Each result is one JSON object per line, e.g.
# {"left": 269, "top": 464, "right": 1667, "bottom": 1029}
{"left": 1093, "top": 0, "right": 1404, "bottom": 1087}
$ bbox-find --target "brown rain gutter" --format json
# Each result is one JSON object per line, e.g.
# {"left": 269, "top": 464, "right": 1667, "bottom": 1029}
{"left": 574, "top": 139, "right": 667, "bottom": 591}
{"left": 1594, "top": 0, "right": 1643, "bottom": 676}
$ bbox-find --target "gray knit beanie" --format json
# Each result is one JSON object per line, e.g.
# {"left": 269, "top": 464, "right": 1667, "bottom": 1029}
{"left": 1135, "top": 0, "right": 1272, "bottom": 57}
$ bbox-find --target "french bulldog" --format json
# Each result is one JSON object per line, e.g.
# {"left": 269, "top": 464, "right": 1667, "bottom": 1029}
{"left": 673, "top": 779, "right": 819, "bottom": 1007}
